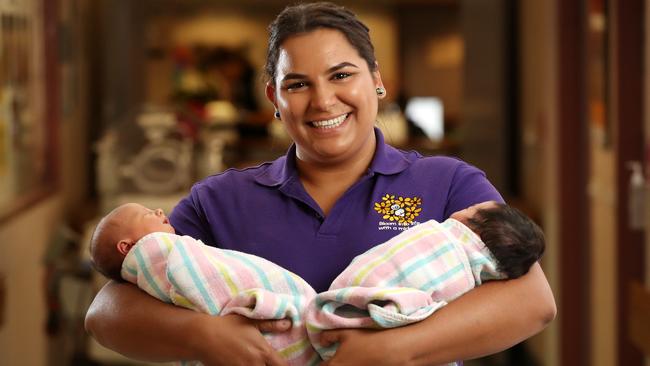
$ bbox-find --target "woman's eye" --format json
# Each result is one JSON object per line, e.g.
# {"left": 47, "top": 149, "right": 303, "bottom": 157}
{"left": 285, "top": 81, "right": 306, "bottom": 91}
{"left": 332, "top": 72, "right": 351, "bottom": 80}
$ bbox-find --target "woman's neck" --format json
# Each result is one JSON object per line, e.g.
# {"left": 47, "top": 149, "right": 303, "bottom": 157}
{"left": 297, "top": 137, "right": 376, "bottom": 215}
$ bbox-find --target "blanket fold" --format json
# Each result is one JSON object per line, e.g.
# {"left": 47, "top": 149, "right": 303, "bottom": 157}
{"left": 122, "top": 232, "right": 320, "bottom": 366}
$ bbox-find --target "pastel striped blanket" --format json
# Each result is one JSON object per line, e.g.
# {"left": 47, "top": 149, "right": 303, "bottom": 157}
{"left": 304, "top": 218, "right": 504, "bottom": 364}
{"left": 122, "top": 219, "right": 503, "bottom": 366}
{"left": 121, "top": 232, "right": 320, "bottom": 366}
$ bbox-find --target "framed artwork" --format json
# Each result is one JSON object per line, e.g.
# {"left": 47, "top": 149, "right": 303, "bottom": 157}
{"left": 0, "top": 0, "right": 57, "bottom": 223}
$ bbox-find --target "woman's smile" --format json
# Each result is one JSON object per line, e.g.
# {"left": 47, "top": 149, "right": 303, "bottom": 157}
{"left": 308, "top": 113, "right": 350, "bottom": 129}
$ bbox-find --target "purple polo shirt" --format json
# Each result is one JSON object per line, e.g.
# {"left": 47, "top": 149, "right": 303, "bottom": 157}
{"left": 170, "top": 128, "right": 502, "bottom": 292}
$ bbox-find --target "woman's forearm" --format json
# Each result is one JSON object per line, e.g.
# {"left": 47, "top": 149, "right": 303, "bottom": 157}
{"left": 84, "top": 281, "right": 206, "bottom": 362}
{"left": 395, "top": 263, "right": 556, "bottom": 365}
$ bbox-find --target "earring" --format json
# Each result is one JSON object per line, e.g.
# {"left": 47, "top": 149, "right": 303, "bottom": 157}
{"left": 274, "top": 110, "right": 281, "bottom": 119}
{"left": 376, "top": 87, "right": 386, "bottom": 97}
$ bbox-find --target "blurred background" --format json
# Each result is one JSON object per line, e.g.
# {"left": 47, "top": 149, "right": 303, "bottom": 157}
{"left": 0, "top": 0, "right": 648, "bottom": 365}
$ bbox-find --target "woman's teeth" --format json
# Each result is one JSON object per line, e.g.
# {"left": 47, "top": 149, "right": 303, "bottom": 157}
{"left": 310, "top": 114, "right": 348, "bottom": 129}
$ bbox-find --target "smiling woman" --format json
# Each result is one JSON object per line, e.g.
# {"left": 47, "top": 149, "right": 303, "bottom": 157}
{"left": 85, "top": 3, "right": 555, "bottom": 365}
{"left": 266, "top": 29, "right": 384, "bottom": 190}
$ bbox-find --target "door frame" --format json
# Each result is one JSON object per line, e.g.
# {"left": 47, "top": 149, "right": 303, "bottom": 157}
{"left": 557, "top": 0, "right": 591, "bottom": 364}
{"left": 614, "top": 0, "right": 645, "bottom": 364}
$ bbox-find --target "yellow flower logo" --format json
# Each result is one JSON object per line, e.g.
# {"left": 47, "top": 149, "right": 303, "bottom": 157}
{"left": 373, "top": 194, "right": 422, "bottom": 225}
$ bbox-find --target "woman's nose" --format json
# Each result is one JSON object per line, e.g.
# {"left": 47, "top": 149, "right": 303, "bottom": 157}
{"left": 310, "top": 83, "right": 336, "bottom": 110}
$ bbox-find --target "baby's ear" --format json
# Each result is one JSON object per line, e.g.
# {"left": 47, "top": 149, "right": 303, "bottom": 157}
{"left": 117, "top": 240, "right": 135, "bottom": 255}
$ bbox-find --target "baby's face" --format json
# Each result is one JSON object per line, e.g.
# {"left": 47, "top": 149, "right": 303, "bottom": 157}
{"left": 114, "top": 203, "right": 176, "bottom": 240}
{"left": 450, "top": 201, "right": 498, "bottom": 225}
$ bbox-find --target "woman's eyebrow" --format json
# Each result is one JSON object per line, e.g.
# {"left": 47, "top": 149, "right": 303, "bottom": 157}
{"left": 326, "top": 62, "right": 359, "bottom": 73}
{"left": 281, "top": 72, "right": 306, "bottom": 82}
{"left": 281, "top": 62, "right": 360, "bottom": 82}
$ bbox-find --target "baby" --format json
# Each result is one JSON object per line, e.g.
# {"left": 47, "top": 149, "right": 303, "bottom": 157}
{"left": 89, "top": 203, "right": 319, "bottom": 365}
{"left": 305, "top": 201, "right": 545, "bottom": 361}
{"left": 89, "top": 203, "right": 175, "bottom": 281}
{"left": 89, "top": 201, "right": 545, "bottom": 364}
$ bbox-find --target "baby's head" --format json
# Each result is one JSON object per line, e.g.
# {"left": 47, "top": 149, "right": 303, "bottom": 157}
{"left": 89, "top": 203, "right": 175, "bottom": 281}
{"left": 451, "top": 201, "right": 545, "bottom": 279}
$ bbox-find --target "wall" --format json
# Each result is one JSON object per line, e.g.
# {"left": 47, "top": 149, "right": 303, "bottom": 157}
{"left": 0, "top": 196, "right": 65, "bottom": 366}
{"left": 589, "top": 145, "right": 617, "bottom": 366}
{"left": 643, "top": 2, "right": 650, "bottom": 366}
{"left": 60, "top": 0, "right": 91, "bottom": 212}
{"left": 645, "top": 0, "right": 650, "bottom": 294}
{"left": 0, "top": 1, "right": 91, "bottom": 364}
{"left": 519, "top": 0, "right": 560, "bottom": 365}
{"left": 357, "top": 10, "right": 398, "bottom": 97}
{"left": 521, "top": 1, "right": 620, "bottom": 365}
{"left": 460, "top": 0, "right": 510, "bottom": 194}
{"left": 587, "top": 1, "right": 618, "bottom": 364}
{"left": 398, "top": 4, "right": 462, "bottom": 119}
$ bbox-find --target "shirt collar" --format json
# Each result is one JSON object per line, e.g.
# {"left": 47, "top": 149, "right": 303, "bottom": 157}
{"left": 254, "top": 127, "right": 413, "bottom": 187}
{"left": 370, "top": 127, "right": 413, "bottom": 175}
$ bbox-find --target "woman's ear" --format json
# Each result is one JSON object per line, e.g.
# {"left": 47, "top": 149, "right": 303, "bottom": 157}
{"left": 116, "top": 239, "right": 135, "bottom": 256}
{"left": 373, "top": 62, "right": 384, "bottom": 84}
{"left": 372, "top": 65, "right": 385, "bottom": 94}
{"left": 265, "top": 82, "right": 278, "bottom": 109}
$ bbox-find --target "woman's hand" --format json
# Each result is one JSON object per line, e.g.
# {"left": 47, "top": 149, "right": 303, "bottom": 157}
{"left": 192, "top": 314, "right": 291, "bottom": 366}
{"left": 319, "top": 328, "right": 413, "bottom": 366}
{"left": 317, "top": 264, "right": 555, "bottom": 366}
{"left": 85, "top": 281, "right": 291, "bottom": 366}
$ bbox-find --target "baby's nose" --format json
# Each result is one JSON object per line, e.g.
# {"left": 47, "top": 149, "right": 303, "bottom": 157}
{"left": 154, "top": 208, "right": 164, "bottom": 217}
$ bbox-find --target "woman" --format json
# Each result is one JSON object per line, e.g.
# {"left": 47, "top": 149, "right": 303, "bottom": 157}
{"left": 85, "top": 3, "right": 555, "bottom": 365}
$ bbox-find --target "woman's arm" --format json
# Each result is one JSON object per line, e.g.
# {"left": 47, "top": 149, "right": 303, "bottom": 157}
{"left": 320, "top": 263, "right": 556, "bottom": 365}
{"left": 85, "top": 281, "right": 290, "bottom": 366}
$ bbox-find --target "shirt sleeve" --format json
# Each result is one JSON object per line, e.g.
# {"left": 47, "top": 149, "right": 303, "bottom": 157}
{"left": 169, "top": 184, "right": 216, "bottom": 245}
{"left": 443, "top": 160, "right": 504, "bottom": 218}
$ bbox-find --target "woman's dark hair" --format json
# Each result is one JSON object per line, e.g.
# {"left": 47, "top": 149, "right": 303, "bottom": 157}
{"left": 466, "top": 204, "right": 546, "bottom": 279}
{"left": 265, "top": 2, "right": 377, "bottom": 82}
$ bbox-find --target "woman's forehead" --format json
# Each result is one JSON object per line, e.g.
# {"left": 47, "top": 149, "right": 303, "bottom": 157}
{"left": 276, "top": 28, "right": 363, "bottom": 75}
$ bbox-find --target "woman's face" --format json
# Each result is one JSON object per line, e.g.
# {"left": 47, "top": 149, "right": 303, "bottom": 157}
{"left": 266, "top": 28, "right": 385, "bottom": 165}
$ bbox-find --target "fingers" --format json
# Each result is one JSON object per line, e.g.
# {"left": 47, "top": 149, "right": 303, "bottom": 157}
{"left": 202, "top": 315, "right": 290, "bottom": 366}
{"left": 252, "top": 319, "right": 290, "bottom": 365}
{"left": 319, "top": 329, "right": 342, "bottom": 347}
{"left": 255, "top": 318, "right": 292, "bottom": 333}
{"left": 263, "top": 344, "right": 290, "bottom": 366}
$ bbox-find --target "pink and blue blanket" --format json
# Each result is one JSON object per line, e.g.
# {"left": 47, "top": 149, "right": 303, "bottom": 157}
{"left": 122, "top": 219, "right": 503, "bottom": 366}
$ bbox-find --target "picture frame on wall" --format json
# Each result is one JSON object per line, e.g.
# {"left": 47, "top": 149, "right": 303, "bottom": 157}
{"left": 0, "top": 0, "right": 58, "bottom": 223}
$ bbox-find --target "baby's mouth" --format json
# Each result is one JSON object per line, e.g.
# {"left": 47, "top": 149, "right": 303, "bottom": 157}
{"left": 308, "top": 113, "right": 349, "bottom": 129}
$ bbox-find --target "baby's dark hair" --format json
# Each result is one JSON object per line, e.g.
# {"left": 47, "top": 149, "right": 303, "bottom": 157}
{"left": 88, "top": 213, "right": 126, "bottom": 282}
{"left": 465, "top": 204, "right": 545, "bottom": 279}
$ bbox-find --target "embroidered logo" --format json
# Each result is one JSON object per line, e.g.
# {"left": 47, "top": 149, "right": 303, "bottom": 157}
{"left": 374, "top": 194, "right": 422, "bottom": 226}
